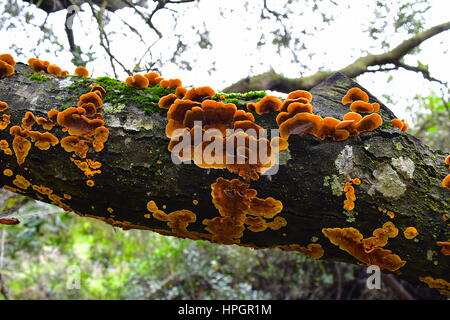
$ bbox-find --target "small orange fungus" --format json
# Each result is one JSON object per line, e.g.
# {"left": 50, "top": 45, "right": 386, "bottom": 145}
{"left": 0, "top": 101, "right": 8, "bottom": 112}
{"left": 254, "top": 96, "right": 282, "bottom": 114}
{"left": 436, "top": 242, "right": 450, "bottom": 256}
{"left": 342, "top": 87, "right": 369, "bottom": 105}
{"left": 74, "top": 66, "right": 89, "bottom": 77}
{"left": 125, "top": 74, "right": 149, "bottom": 89}
{"left": 403, "top": 227, "right": 418, "bottom": 240}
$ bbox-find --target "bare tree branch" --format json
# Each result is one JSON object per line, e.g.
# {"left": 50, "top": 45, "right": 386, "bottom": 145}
{"left": 224, "top": 21, "right": 450, "bottom": 93}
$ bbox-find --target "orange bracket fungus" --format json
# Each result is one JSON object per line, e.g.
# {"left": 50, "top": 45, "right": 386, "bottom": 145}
{"left": 12, "top": 174, "right": 31, "bottom": 190}
{"left": 280, "top": 90, "right": 312, "bottom": 112}
{"left": 74, "top": 66, "right": 89, "bottom": 77}
{"left": 436, "top": 242, "right": 450, "bottom": 256}
{"left": 57, "top": 107, "right": 104, "bottom": 136}
{"left": 403, "top": 227, "right": 419, "bottom": 240}
{"left": 322, "top": 227, "right": 406, "bottom": 272}
{"left": 183, "top": 86, "right": 216, "bottom": 102}
{"left": 27, "top": 131, "right": 59, "bottom": 150}
{"left": 47, "top": 64, "right": 63, "bottom": 76}
{"left": 158, "top": 94, "right": 178, "bottom": 109}
{"left": 441, "top": 175, "right": 450, "bottom": 189}
{"left": 0, "top": 53, "right": 16, "bottom": 66}
{"left": 0, "top": 101, "right": 8, "bottom": 112}
{"left": 3, "top": 168, "right": 13, "bottom": 176}
{"left": 146, "top": 200, "right": 200, "bottom": 240}
{"left": 125, "top": 74, "right": 149, "bottom": 89}
{"left": 341, "top": 87, "right": 369, "bottom": 105}
{"left": 61, "top": 136, "right": 90, "bottom": 158}
{"left": 0, "top": 139, "right": 12, "bottom": 155}
{"left": 349, "top": 101, "right": 380, "bottom": 113}
{"left": 0, "top": 114, "right": 11, "bottom": 130}
{"left": 0, "top": 60, "right": 15, "bottom": 79}
{"left": 253, "top": 96, "right": 282, "bottom": 114}
{"left": 391, "top": 119, "right": 408, "bottom": 132}
{"left": 160, "top": 78, "right": 182, "bottom": 89}
{"left": 28, "top": 58, "right": 49, "bottom": 73}
{"left": 202, "top": 177, "right": 284, "bottom": 244}
{"left": 9, "top": 126, "right": 32, "bottom": 165}
{"left": 21, "top": 112, "right": 37, "bottom": 130}
{"left": 419, "top": 277, "right": 450, "bottom": 295}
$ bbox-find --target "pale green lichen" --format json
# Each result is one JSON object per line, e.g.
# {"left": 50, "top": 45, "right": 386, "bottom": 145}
{"left": 391, "top": 156, "right": 415, "bottom": 179}
{"left": 103, "top": 102, "right": 126, "bottom": 114}
{"left": 343, "top": 209, "right": 358, "bottom": 223}
{"left": 335, "top": 145, "right": 354, "bottom": 175}
{"left": 323, "top": 174, "right": 345, "bottom": 197}
{"left": 426, "top": 249, "right": 436, "bottom": 261}
{"left": 372, "top": 163, "right": 406, "bottom": 198}
{"left": 394, "top": 142, "right": 404, "bottom": 151}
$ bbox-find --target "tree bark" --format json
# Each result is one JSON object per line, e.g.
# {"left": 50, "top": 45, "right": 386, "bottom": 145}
{"left": 0, "top": 63, "right": 449, "bottom": 290}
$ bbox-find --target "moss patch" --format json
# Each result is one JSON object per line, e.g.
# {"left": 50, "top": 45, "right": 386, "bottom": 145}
{"left": 29, "top": 73, "right": 50, "bottom": 83}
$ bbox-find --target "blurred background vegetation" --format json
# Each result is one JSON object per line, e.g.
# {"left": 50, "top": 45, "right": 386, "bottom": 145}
{"left": 0, "top": 0, "right": 449, "bottom": 300}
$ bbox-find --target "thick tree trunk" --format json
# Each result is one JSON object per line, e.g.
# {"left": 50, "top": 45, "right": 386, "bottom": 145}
{"left": 0, "top": 63, "right": 449, "bottom": 291}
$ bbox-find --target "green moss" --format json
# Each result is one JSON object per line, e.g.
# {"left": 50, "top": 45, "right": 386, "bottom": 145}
{"left": 213, "top": 91, "right": 267, "bottom": 100}
{"left": 62, "top": 76, "right": 173, "bottom": 114}
{"left": 29, "top": 73, "right": 50, "bottom": 83}
{"left": 59, "top": 105, "right": 72, "bottom": 111}
{"left": 93, "top": 77, "right": 173, "bottom": 114}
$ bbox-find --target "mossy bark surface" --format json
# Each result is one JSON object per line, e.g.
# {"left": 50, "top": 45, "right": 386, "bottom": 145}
{"left": 0, "top": 63, "right": 449, "bottom": 287}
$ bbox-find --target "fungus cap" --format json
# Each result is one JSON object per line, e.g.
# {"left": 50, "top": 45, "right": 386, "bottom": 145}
{"left": 0, "top": 53, "right": 16, "bottom": 66}
{"left": 47, "top": 64, "right": 63, "bottom": 76}
{"left": 0, "top": 101, "right": 8, "bottom": 112}
{"left": 74, "top": 66, "right": 89, "bottom": 77}
{"left": 404, "top": 227, "right": 418, "bottom": 240}
{"left": 342, "top": 87, "right": 369, "bottom": 105}
{"left": 254, "top": 96, "right": 282, "bottom": 114}
{"left": 0, "top": 60, "right": 14, "bottom": 78}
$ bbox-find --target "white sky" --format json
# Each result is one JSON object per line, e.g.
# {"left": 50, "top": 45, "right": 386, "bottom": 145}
{"left": 1, "top": 0, "right": 449, "bottom": 125}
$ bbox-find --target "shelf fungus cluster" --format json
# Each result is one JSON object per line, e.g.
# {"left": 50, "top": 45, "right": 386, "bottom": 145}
{"left": 322, "top": 226, "right": 406, "bottom": 272}
{"left": 28, "top": 57, "right": 88, "bottom": 77}
{"left": 125, "top": 71, "right": 181, "bottom": 90}
{"left": 419, "top": 277, "right": 450, "bottom": 295}
{"left": 145, "top": 177, "right": 286, "bottom": 245}
{"left": 277, "top": 88, "right": 383, "bottom": 142}
{"left": 162, "top": 86, "right": 283, "bottom": 180}
{"left": 204, "top": 177, "right": 285, "bottom": 244}
{"left": 58, "top": 84, "right": 109, "bottom": 158}
{"left": 1, "top": 166, "right": 74, "bottom": 213}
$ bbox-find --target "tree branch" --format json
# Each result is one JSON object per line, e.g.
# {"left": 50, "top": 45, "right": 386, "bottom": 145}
{"left": 224, "top": 21, "right": 450, "bottom": 93}
{"left": 1, "top": 64, "right": 449, "bottom": 293}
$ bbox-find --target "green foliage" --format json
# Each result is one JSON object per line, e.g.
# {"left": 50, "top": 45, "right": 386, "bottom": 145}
{"left": 0, "top": 198, "right": 359, "bottom": 300}
{"left": 409, "top": 93, "right": 450, "bottom": 153}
